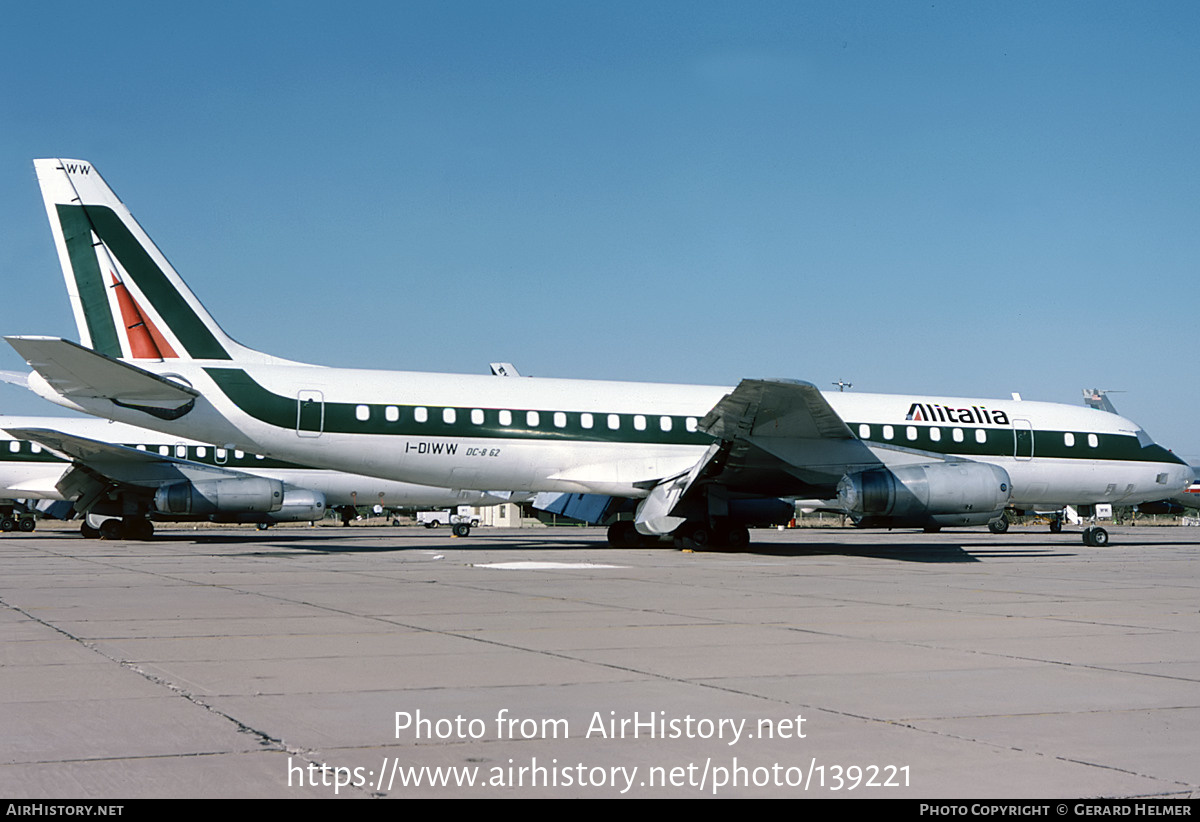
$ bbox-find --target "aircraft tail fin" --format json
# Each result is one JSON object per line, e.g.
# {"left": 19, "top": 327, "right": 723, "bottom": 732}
{"left": 34, "top": 159, "right": 274, "bottom": 364}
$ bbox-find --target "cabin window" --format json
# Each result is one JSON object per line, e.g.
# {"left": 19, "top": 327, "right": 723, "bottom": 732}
{"left": 975, "top": 429, "right": 987, "bottom": 444}
{"left": 906, "top": 426, "right": 917, "bottom": 441}
{"left": 930, "top": 427, "right": 941, "bottom": 442}
{"left": 414, "top": 407, "right": 428, "bottom": 423}
{"left": 526, "top": 411, "right": 540, "bottom": 427}
{"left": 858, "top": 424, "right": 870, "bottom": 439}
{"left": 660, "top": 416, "right": 673, "bottom": 432}
{"left": 554, "top": 412, "right": 567, "bottom": 428}
{"left": 686, "top": 417, "right": 698, "bottom": 433}
{"left": 385, "top": 405, "right": 399, "bottom": 422}
{"left": 8, "top": 442, "right": 18, "bottom": 453}
{"left": 581, "top": 413, "right": 593, "bottom": 429}
{"left": 634, "top": 415, "right": 646, "bottom": 431}
{"left": 883, "top": 425, "right": 894, "bottom": 440}
{"left": 216, "top": 448, "right": 227, "bottom": 460}
{"left": 235, "top": 450, "right": 245, "bottom": 459}
{"left": 30, "top": 444, "right": 41, "bottom": 453}
{"left": 1088, "top": 433, "right": 1099, "bottom": 448}
{"left": 952, "top": 428, "right": 964, "bottom": 443}
{"left": 175, "top": 445, "right": 186, "bottom": 458}
{"left": 471, "top": 409, "right": 484, "bottom": 425}
{"left": 196, "top": 447, "right": 206, "bottom": 458}
{"left": 159, "top": 446, "right": 170, "bottom": 456}
{"left": 355, "top": 404, "right": 369, "bottom": 421}
{"left": 136, "top": 444, "right": 147, "bottom": 451}
{"left": 607, "top": 414, "right": 620, "bottom": 430}
{"left": 255, "top": 454, "right": 264, "bottom": 460}
{"left": 442, "top": 408, "right": 456, "bottom": 424}
{"left": 499, "top": 410, "right": 512, "bottom": 426}
{"left": 1064, "top": 433, "right": 1075, "bottom": 447}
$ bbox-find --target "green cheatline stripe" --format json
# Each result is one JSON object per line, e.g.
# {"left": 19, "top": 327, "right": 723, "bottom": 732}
{"left": 204, "top": 367, "right": 713, "bottom": 445}
{"left": 57, "top": 204, "right": 231, "bottom": 360}
{"left": 203, "top": 367, "right": 1184, "bottom": 465}
{"left": 858, "top": 426, "right": 1182, "bottom": 465}
{"left": 0, "top": 449, "right": 64, "bottom": 464}
{"left": 0, "top": 442, "right": 304, "bottom": 470}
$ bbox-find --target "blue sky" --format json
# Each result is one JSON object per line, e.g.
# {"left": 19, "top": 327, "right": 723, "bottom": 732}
{"left": 2, "top": 1, "right": 1198, "bottom": 459}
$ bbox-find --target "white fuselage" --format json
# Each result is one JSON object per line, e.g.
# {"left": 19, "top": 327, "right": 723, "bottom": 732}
{"left": 29, "top": 361, "right": 1192, "bottom": 510}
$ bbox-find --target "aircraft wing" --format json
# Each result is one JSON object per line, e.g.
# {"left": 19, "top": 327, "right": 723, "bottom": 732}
{"left": 634, "top": 379, "right": 884, "bottom": 534}
{"left": 695, "top": 378, "right": 882, "bottom": 491}
{"left": 5, "top": 427, "right": 258, "bottom": 493}
{"left": 5, "top": 337, "right": 196, "bottom": 418}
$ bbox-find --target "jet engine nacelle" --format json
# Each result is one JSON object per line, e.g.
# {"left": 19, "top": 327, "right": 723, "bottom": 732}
{"left": 837, "top": 462, "right": 1012, "bottom": 528}
{"left": 213, "top": 487, "right": 327, "bottom": 523}
{"left": 154, "top": 477, "right": 285, "bottom": 515}
{"left": 1135, "top": 500, "right": 1186, "bottom": 516}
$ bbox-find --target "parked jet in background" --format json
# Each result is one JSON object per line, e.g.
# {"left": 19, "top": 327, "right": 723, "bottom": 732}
{"left": 9, "top": 159, "right": 1191, "bottom": 548}
{"left": 0, "top": 415, "right": 502, "bottom": 539}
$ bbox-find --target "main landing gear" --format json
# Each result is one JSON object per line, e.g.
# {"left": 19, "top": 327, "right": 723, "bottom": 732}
{"left": 1, "top": 516, "right": 36, "bottom": 532}
{"left": 606, "top": 519, "right": 751, "bottom": 550}
{"left": 81, "top": 517, "right": 155, "bottom": 540}
{"left": 671, "top": 520, "right": 751, "bottom": 551}
{"left": 1081, "top": 526, "right": 1109, "bottom": 547}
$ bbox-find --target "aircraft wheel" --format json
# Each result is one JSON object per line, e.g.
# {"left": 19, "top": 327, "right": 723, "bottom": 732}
{"left": 98, "top": 519, "right": 125, "bottom": 540}
{"left": 125, "top": 519, "right": 154, "bottom": 540}
{"left": 724, "top": 524, "right": 751, "bottom": 550}
{"left": 606, "top": 521, "right": 639, "bottom": 548}
{"left": 256, "top": 522, "right": 271, "bottom": 531}
{"left": 673, "top": 522, "right": 712, "bottom": 551}
{"left": 923, "top": 524, "right": 942, "bottom": 533}
{"left": 18, "top": 518, "right": 36, "bottom": 532}
{"left": 1083, "top": 527, "right": 1109, "bottom": 547}
{"left": 392, "top": 519, "right": 401, "bottom": 526}
{"left": 452, "top": 522, "right": 470, "bottom": 537}
{"left": 80, "top": 522, "right": 100, "bottom": 539}
{"left": 607, "top": 521, "right": 662, "bottom": 548}
{"left": 988, "top": 517, "right": 1009, "bottom": 534}
{"left": 0, "top": 517, "right": 14, "bottom": 532}
{"left": 1049, "top": 519, "right": 1063, "bottom": 534}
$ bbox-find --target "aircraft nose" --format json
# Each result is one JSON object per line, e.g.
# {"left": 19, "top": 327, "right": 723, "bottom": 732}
{"left": 1167, "top": 464, "right": 1193, "bottom": 494}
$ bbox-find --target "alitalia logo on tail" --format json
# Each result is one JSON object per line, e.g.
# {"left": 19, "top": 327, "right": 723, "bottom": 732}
{"left": 905, "top": 403, "right": 1010, "bottom": 426}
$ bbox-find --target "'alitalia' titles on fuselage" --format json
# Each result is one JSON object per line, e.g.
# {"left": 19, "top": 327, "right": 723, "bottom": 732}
{"left": 906, "top": 402, "right": 1010, "bottom": 426}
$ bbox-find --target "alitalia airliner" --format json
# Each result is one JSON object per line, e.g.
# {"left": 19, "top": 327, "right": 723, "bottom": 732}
{"left": 7, "top": 159, "right": 1190, "bottom": 548}
{"left": 0, "top": 414, "right": 503, "bottom": 539}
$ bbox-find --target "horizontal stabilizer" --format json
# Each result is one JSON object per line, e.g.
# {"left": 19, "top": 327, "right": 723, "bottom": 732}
{"left": 6, "top": 337, "right": 197, "bottom": 417}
